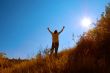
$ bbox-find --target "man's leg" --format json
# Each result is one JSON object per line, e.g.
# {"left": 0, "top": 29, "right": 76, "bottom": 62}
{"left": 50, "top": 43, "right": 54, "bottom": 55}
{"left": 55, "top": 42, "right": 59, "bottom": 57}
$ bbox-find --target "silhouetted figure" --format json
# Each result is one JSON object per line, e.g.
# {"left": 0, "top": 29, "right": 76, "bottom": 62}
{"left": 47, "top": 26, "right": 65, "bottom": 57}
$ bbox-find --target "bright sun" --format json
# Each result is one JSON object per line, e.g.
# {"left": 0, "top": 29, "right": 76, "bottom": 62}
{"left": 81, "top": 17, "right": 92, "bottom": 28}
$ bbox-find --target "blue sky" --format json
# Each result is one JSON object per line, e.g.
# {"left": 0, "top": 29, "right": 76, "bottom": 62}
{"left": 0, "top": 0, "right": 110, "bottom": 59}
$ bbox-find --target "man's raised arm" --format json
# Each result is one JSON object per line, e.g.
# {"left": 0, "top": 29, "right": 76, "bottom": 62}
{"left": 59, "top": 26, "right": 65, "bottom": 34}
{"left": 47, "top": 27, "right": 52, "bottom": 34}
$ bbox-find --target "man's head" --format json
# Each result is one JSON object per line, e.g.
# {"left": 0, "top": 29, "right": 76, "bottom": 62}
{"left": 54, "top": 30, "right": 58, "bottom": 34}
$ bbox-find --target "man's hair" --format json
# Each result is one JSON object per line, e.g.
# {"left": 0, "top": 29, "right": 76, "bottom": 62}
{"left": 54, "top": 30, "right": 58, "bottom": 34}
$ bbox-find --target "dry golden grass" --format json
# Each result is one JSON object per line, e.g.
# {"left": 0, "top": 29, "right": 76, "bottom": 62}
{"left": 0, "top": 49, "right": 71, "bottom": 73}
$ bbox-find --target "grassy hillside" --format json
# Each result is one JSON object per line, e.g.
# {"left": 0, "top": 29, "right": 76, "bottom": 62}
{"left": 0, "top": 49, "right": 71, "bottom": 73}
{"left": 0, "top": 3, "right": 110, "bottom": 73}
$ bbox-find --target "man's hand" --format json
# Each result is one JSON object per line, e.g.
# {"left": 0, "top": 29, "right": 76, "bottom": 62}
{"left": 47, "top": 27, "right": 52, "bottom": 34}
{"left": 47, "top": 27, "right": 49, "bottom": 30}
{"left": 59, "top": 26, "right": 65, "bottom": 34}
{"left": 63, "top": 26, "right": 65, "bottom": 29}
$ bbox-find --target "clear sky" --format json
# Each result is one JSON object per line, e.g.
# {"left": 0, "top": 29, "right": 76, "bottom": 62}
{"left": 0, "top": 0, "right": 110, "bottom": 59}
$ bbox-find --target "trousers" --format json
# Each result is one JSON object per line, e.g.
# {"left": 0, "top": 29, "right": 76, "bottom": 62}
{"left": 50, "top": 42, "right": 59, "bottom": 56}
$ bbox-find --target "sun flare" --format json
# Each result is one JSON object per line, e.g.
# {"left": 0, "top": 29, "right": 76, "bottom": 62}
{"left": 81, "top": 17, "right": 92, "bottom": 28}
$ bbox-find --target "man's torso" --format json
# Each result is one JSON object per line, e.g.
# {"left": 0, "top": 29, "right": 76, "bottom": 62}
{"left": 52, "top": 33, "right": 59, "bottom": 43}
